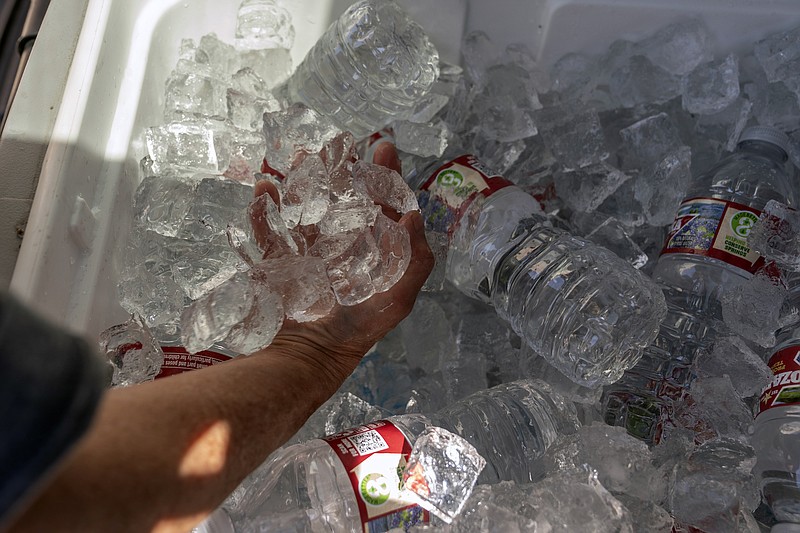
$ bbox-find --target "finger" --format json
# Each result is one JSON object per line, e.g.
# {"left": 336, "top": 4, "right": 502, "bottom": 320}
{"left": 254, "top": 179, "right": 280, "bottom": 205}
{"left": 379, "top": 203, "right": 402, "bottom": 222}
{"left": 373, "top": 142, "right": 402, "bottom": 174}
{"left": 391, "top": 211, "right": 435, "bottom": 310}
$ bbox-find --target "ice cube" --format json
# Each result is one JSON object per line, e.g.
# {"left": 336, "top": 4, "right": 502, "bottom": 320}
{"left": 231, "top": 67, "right": 270, "bottom": 97}
{"left": 554, "top": 162, "right": 632, "bottom": 213}
{"left": 636, "top": 19, "right": 714, "bottom": 76}
{"left": 667, "top": 437, "right": 758, "bottom": 533}
{"left": 550, "top": 52, "right": 600, "bottom": 101}
{"left": 608, "top": 55, "right": 681, "bottom": 108}
{"left": 615, "top": 494, "right": 674, "bottom": 533}
{"left": 634, "top": 146, "right": 693, "bottom": 227}
{"left": 440, "top": 344, "right": 488, "bottom": 404}
{"left": 178, "top": 177, "right": 254, "bottom": 241}
{"left": 342, "top": 348, "right": 415, "bottom": 413}
{"left": 533, "top": 104, "right": 609, "bottom": 170}
{"left": 619, "top": 113, "right": 683, "bottom": 170}
{"left": 99, "top": 314, "right": 165, "bottom": 387}
{"left": 468, "top": 131, "right": 526, "bottom": 176}
{"left": 239, "top": 48, "right": 292, "bottom": 89}
{"left": 461, "top": 30, "right": 500, "bottom": 84}
{"left": 586, "top": 217, "right": 649, "bottom": 270}
{"left": 694, "top": 335, "right": 773, "bottom": 398}
{"left": 726, "top": 99, "right": 754, "bottom": 152}
{"left": 180, "top": 271, "right": 255, "bottom": 353}
{"left": 220, "top": 276, "right": 284, "bottom": 354}
{"left": 402, "top": 427, "right": 486, "bottom": 523}
{"left": 133, "top": 175, "right": 197, "bottom": 237}
{"left": 434, "top": 482, "right": 535, "bottom": 532}
{"left": 289, "top": 393, "right": 388, "bottom": 444}
{"left": 721, "top": 269, "right": 787, "bottom": 347}
{"left": 682, "top": 54, "right": 740, "bottom": 115}
{"left": 422, "top": 230, "right": 448, "bottom": 292}
{"left": 674, "top": 376, "right": 755, "bottom": 441}
{"left": 749, "top": 200, "right": 800, "bottom": 272}
{"left": 746, "top": 81, "right": 800, "bottom": 131}
{"left": 171, "top": 236, "right": 244, "bottom": 300}
{"left": 248, "top": 189, "right": 298, "bottom": 258}
{"left": 408, "top": 93, "right": 451, "bottom": 124}
{"left": 533, "top": 422, "right": 657, "bottom": 497}
{"left": 262, "top": 104, "right": 340, "bottom": 174}
{"left": 520, "top": 346, "right": 602, "bottom": 407}
{"left": 165, "top": 65, "right": 229, "bottom": 120}
{"left": 457, "top": 309, "right": 520, "bottom": 387}
{"left": 371, "top": 213, "right": 412, "bottom": 294}
{"left": 753, "top": 25, "right": 800, "bottom": 84}
{"left": 308, "top": 229, "right": 380, "bottom": 306}
{"left": 118, "top": 229, "right": 186, "bottom": 334}
{"left": 146, "top": 120, "right": 233, "bottom": 175}
{"left": 196, "top": 33, "right": 241, "bottom": 78}
{"left": 226, "top": 128, "right": 266, "bottom": 182}
{"left": 319, "top": 132, "right": 358, "bottom": 201}
{"left": 400, "top": 295, "right": 456, "bottom": 375}
{"left": 227, "top": 89, "right": 281, "bottom": 132}
{"left": 469, "top": 63, "right": 542, "bottom": 142}
{"left": 522, "top": 468, "right": 634, "bottom": 532}
{"left": 315, "top": 198, "right": 378, "bottom": 236}
{"left": 235, "top": 0, "right": 295, "bottom": 50}
{"left": 252, "top": 255, "right": 335, "bottom": 323}
{"left": 393, "top": 120, "right": 450, "bottom": 158}
{"left": 280, "top": 154, "right": 330, "bottom": 228}
{"left": 352, "top": 161, "right": 419, "bottom": 215}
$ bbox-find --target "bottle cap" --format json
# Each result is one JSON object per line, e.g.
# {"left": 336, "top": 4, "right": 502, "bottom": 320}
{"left": 772, "top": 524, "right": 800, "bottom": 533}
{"left": 738, "top": 125, "right": 791, "bottom": 155}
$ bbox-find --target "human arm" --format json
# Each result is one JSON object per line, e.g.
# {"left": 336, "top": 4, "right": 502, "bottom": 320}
{"left": 8, "top": 144, "right": 434, "bottom": 533}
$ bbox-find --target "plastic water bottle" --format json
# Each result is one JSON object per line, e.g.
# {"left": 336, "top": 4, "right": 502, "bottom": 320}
{"left": 281, "top": 0, "right": 440, "bottom": 139}
{"left": 752, "top": 312, "right": 800, "bottom": 526}
{"left": 235, "top": 0, "right": 295, "bottom": 50}
{"left": 403, "top": 152, "right": 667, "bottom": 389}
{"left": 208, "top": 380, "right": 579, "bottom": 532}
{"left": 603, "top": 125, "right": 798, "bottom": 444}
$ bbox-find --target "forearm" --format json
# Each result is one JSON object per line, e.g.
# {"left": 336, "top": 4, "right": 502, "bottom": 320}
{"left": 10, "top": 345, "right": 358, "bottom": 533}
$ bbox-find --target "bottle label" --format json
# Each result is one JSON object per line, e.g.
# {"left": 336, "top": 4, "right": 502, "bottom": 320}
{"left": 155, "top": 345, "right": 234, "bottom": 379}
{"left": 660, "top": 197, "right": 764, "bottom": 274}
{"left": 757, "top": 345, "right": 800, "bottom": 416}
{"left": 419, "top": 154, "right": 513, "bottom": 235}
{"left": 322, "top": 420, "right": 429, "bottom": 532}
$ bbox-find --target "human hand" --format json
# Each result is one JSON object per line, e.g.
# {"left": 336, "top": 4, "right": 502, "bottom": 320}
{"left": 251, "top": 143, "right": 434, "bottom": 383}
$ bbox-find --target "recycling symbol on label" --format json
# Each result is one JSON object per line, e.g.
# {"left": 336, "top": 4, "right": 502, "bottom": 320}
{"left": 731, "top": 211, "right": 758, "bottom": 238}
{"left": 360, "top": 473, "right": 392, "bottom": 506}
{"left": 436, "top": 169, "right": 464, "bottom": 188}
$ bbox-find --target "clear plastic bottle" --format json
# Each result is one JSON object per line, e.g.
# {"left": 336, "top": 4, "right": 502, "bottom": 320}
{"left": 404, "top": 152, "right": 667, "bottom": 389}
{"left": 235, "top": 0, "right": 295, "bottom": 50}
{"left": 212, "top": 380, "right": 579, "bottom": 532}
{"left": 281, "top": 0, "right": 440, "bottom": 139}
{"left": 603, "top": 126, "right": 798, "bottom": 444}
{"left": 752, "top": 313, "right": 800, "bottom": 525}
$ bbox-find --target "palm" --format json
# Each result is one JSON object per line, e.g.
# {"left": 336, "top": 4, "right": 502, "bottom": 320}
{"left": 251, "top": 144, "right": 434, "bottom": 375}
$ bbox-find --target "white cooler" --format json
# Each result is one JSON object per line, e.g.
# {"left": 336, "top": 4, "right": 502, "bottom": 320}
{"left": 4, "top": 0, "right": 800, "bottom": 339}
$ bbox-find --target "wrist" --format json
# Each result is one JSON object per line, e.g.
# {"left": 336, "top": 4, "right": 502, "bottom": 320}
{"left": 261, "top": 333, "right": 364, "bottom": 391}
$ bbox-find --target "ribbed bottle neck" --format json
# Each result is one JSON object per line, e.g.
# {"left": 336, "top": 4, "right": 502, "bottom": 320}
{"left": 736, "top": 139, "right": 789, "bottom": 165}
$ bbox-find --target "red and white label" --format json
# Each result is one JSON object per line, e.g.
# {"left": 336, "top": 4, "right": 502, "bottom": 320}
{"left": 661, "top": 197, "right": 764, "bottom": 274}
{"left": 419, "top": 154, "right": 513, "bottom": 236}
{"left": 322, "top": 420, "right": 429, "bottom": 532}
{"left": 155, "top": 345, "right": 234, "bottom": 379}
{"left": 758, "top": 345, "right": 800, "bottom": 416}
